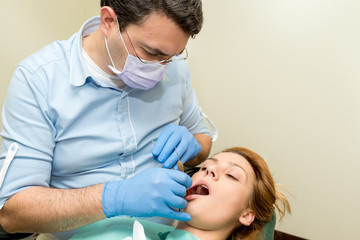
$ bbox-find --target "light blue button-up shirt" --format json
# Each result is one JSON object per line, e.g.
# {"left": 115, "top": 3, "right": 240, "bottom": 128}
{"left": 0, "top": 17, "right": 210, "bottom": 208}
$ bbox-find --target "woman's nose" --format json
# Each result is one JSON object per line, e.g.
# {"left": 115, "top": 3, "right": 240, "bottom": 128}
{"left": 205, "top": 166, "right": 218, "bottom": 180}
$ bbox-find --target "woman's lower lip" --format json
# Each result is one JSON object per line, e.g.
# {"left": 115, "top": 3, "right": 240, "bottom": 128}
{"left": 185, "top": 195, "right": 196, "bottom": 201}
{"left": 185, "top": 194, "right": 204, "bottom": 201}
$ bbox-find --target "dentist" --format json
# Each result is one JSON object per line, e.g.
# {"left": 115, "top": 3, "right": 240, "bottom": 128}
{"left": 0, "top": 0, "right": 213, "bottom": 239}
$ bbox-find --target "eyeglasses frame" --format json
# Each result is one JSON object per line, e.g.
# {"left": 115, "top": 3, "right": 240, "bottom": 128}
{"left": 123, "top": 29, "right": 188, "bottom": 65}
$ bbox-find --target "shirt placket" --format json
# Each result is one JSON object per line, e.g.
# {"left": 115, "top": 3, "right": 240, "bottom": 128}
{"left": 117, "top": 92, "right": 137, "bottom": 178}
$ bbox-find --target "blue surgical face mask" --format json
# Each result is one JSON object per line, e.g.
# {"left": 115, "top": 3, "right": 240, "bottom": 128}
{"left": 104, "top": 20, "right": 167, "bottom": 90}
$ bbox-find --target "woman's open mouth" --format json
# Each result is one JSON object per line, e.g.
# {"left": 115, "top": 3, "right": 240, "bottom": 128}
{"left": 186, "top": 184, "right": 209, "bottom": 197}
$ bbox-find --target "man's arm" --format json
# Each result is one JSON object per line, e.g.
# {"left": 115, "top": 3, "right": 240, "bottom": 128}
{"left": 0, "top": 167, "right": 193, "bottom": 234}
{"left": 185, "top": 133, "right": 212, "bottom": 167}
{"left": 0, "top": 184, "right": 105, "bottom": 234}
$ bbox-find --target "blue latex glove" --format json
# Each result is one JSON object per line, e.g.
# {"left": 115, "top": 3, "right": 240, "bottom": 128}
{"left": 102, "top": 168, "right": 192, "bottom": 221}
{"left": 152, "top": 123, "right": 201, "bottom": 169}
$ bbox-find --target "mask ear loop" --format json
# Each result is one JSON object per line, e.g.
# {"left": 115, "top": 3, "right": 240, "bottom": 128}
{"left": 116, "top": 17, "right": 130, "bottom": 55}
{"left": 104, "top": 16, "right": 130, "bottom": 70}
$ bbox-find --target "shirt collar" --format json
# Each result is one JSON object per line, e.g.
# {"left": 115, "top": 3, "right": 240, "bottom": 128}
{"left": 69, "top": 16, "right": 100, "bottom": 87}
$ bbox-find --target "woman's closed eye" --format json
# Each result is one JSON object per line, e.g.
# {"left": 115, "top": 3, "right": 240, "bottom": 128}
{"left": 200, "top": 166, "right": 239, "bottom": 181}
{"left": 226, "top": 174, "right": 238, "bottom": 181}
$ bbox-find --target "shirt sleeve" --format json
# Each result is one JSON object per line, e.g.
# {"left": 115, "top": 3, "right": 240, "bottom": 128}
{"left": 178, "top": 61, "right": 211, "bottom": 136}
{"left": 0, "top": 64, "right": 55, "bottom": 206}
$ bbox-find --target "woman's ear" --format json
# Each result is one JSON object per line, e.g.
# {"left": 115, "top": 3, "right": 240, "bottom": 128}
{"left": 239, "top": 208, "right": 255, "bottom": 226}
{"left": 100, "top": 6, "right": 117, "bottom": 38}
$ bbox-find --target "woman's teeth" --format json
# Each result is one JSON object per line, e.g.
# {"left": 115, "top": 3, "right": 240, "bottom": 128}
{"left": 187, "top": 184, "right": 209, "bottom": 196}
{"left": 196, "top": 185, "right": 208, "bottom": 195}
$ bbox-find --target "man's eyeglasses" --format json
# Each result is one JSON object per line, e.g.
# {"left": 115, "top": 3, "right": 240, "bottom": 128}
{"left": 124, "top": 30, "right": 188, "bottom": 65}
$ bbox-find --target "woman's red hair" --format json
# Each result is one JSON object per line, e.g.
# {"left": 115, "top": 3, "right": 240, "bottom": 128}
{"left": 222, "top": 147, "right": 291, "bottom": 240}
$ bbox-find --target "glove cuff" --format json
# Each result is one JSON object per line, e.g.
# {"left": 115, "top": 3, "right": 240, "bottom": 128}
{"left": 102, "top": 181, "right": 119, "bottom": 218}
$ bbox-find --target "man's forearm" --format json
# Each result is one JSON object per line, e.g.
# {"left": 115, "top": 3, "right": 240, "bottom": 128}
{"left": 185, "top": 133, "right": 212, "bottom": 167}
{"left": 0, "top": 184, "right": 106, "bottom": 234}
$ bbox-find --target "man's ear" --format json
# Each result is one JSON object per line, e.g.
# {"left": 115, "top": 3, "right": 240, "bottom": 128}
{"left": 100, "top": 6, "right": 117, "bottom": 38}
{"left": 239, "top": 208, "right": 255, "bottom": 226}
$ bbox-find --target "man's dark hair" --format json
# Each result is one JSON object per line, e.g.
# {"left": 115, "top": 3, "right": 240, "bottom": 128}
{"left": 100, "top": 0, "right": 203, "bottom": 38}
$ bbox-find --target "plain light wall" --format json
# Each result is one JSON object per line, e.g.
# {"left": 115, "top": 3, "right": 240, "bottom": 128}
{"left": 1, "top": 1, "right": 359, "bottom": 239}
{"left": 0, "top": 0, "right": 100, "bottom": 113}
{"left": 188, "top": 1, "right": 360, "bottom": 239}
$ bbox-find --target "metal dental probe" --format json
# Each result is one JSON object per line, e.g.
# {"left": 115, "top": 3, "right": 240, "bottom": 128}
{"left": 151, "top": 139, "right": 184, "bottom": 172}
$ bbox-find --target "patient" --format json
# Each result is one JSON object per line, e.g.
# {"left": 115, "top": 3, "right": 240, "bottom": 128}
{"left": 71, "top": 147, "right": 291, "bottom": 240}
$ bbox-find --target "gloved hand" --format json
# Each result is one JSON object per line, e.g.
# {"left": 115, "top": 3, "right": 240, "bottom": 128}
{"left": 102, "top": 168, "right": 192, "bottom": 221}
{"left": 152, "top": 123, "right": 201, "bottom": 169}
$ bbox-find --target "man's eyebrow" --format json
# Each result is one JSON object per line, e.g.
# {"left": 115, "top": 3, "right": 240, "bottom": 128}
{"left": 142, "top": 43, "right": 185, "bottom": 56}
{"left": 206, "top": 157, "right": 248, "bottom": 181}
{"left": 141, "top": 43, "right": 169, "bottom": 56}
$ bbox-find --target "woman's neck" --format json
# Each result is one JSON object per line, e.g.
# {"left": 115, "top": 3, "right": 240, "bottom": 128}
{"left": 176, "top": 221, "right": 229, "bottom": 240}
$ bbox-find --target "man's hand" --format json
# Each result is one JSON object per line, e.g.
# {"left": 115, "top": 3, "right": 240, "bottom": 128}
{"left": 152, "top": 123, "right": 201, "bottom": 169}
{"left": 102, "top": 168, "right": 192, "bottom": 221}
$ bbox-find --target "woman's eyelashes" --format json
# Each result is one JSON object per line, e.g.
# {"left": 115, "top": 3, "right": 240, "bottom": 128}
{"left": 200, "top": 165, "right": 240, "bottom": 181}
{"left": 226, "top": 174, "right": 238, "bottom": 181}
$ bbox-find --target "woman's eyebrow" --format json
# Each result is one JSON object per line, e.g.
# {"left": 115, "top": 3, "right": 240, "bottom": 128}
{"left": 206, "top": 157, "right": 218, "bottom": 162}
{"left": 229, "top": 162, "right": 248, "bottom": 182}
{"left": 206, "top": 157, "right": 248, "bottom": 181}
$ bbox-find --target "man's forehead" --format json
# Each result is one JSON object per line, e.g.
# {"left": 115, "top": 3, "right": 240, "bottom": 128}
{"left": 125, "top": 12, "right": 189, "bottom": 55}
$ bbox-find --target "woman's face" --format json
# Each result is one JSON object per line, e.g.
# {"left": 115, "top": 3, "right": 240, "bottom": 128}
{"left": 184, "top": 152, "right": 256, "bottom": 231}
